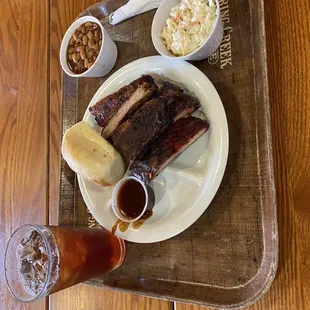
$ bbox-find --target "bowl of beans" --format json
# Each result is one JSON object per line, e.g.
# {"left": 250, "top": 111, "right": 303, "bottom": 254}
{"left": 60, "top": 16, "right": 117, "bottom": 77}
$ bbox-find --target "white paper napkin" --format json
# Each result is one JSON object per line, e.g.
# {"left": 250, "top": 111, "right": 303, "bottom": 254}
{"left": 109, "top": 0, "right": 163, "bottom": 25}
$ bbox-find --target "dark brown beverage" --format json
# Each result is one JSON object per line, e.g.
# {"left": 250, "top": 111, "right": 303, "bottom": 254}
{"left": 5, "top": 225, "right": 125, "bottom": 302}
{"left": 48, "top": 226, "right": 125, "bottom": 293}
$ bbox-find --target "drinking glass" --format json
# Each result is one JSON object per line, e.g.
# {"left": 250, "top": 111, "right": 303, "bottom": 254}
{"left": 5, "top": 225, "right": 125, "bottom": 302}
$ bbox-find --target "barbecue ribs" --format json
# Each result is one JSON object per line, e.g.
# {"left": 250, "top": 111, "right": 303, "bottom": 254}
{"left": 130, "top": 116, "right": 209, "bottom": 184}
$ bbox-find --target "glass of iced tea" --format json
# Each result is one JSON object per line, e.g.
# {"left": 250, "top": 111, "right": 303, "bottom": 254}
{"left": 4, "top": 225, "right": 125, "bottom": 302}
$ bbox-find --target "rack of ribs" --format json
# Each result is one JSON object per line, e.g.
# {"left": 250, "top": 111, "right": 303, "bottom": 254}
{"left": 130, "top": 116, "right": 209, "bottom": 184}
{"left": 111, "top": 96, "right": 171, "bottom": 166}
{"left": 111, "top": 87, "right": 201, "bottom": 165}
{"left": 89, "top": 75, "right": 158, "bottom": 138}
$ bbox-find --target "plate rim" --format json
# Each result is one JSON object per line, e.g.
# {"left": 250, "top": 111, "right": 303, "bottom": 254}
{"left": 79, "top": 55, "right": 229, "bottom": 243}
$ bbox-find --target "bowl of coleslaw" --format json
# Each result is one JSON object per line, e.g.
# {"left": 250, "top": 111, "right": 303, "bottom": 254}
{"left": 152, "top": 0, "right": 223, "bottom": 61}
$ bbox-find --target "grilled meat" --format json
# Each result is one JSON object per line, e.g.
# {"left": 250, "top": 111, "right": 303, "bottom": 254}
{"left": 160, "top": 89, "right": 200, "bottom": 121}
{"left": 158, "top": 80, "right": 184, "bottom": 92}
{"left": 111, "top": 97, "right": 171, "bottom": 165}
{"left": 111, "top": 85, "right": 201, "bottom": 166}
{"left": 130, "top": 116, "right": 209, "bottom": 184}
{"left": 89, "top": 75, "right": 158, "bottom": 134}
{"left": 93, "top": 76, "right": 203, "bottom": 167}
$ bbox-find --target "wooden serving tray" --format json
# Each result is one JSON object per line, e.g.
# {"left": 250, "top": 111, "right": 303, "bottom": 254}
{"left": 58, "top": 0, "right": 278, "bottom": 308}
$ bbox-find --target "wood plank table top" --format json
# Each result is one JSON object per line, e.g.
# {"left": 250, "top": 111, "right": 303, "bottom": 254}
{"left": 1, "top": 0, "right": 309, "bottom": 309}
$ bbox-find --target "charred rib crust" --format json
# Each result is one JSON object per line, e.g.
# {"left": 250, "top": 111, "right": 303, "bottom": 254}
{"left": 111, "top": 97, "right": 172, "bottom": 165}
{"left": 130, "top": 116, "right": 209, "bottom": 184}
{"left": 163, "top": 91, "right": 200, "bottom": 121}
{"left": 158, "top": 81, "right": 200, "bottom": 121}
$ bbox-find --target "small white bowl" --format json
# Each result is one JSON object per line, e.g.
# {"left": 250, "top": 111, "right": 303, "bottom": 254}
{"left": 151, "top": 0, "right": 223, "bottom": 61}
{"left": 111, "top": 176, "right": 148, "bottom": 223}
{"left": 60, "top": 16, "right": 117, "bottom": 77}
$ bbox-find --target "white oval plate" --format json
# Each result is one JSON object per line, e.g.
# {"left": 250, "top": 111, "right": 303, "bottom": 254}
{"left": 79, "top": 56, "right": 228, "bottom": 243}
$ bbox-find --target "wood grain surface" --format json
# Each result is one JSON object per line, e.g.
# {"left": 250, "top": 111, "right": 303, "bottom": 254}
{"left": 0, "top": 0, "right": 309, "bottom": 310}
{"left": 0, "top": 0, "right": 49, "bottom": 309}
{"left": 50, "top": 286, "right": 173, "bottom": 310}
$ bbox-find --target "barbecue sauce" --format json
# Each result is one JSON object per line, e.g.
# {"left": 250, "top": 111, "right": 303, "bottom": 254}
{"left": 132, "top": 210, "right": 153, "bottom": 229}
{"left": 112, "top": 211, "right": 153, "bottom": 234}
{"left": 117, "top": 179, "right": 146, "bottom": 219}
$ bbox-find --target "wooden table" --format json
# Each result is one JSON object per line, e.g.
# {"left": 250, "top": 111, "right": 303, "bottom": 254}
{"left": 1, "top": 0, "right": 309, "bottom": 309}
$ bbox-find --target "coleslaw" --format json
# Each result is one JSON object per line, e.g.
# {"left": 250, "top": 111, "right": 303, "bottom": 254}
{"left": 160, "top": 0, "right": 217, "bottom": 56}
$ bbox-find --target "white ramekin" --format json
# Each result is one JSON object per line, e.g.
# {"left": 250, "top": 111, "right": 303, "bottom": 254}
{"left": 60, "top": 16, "right": 117, "bottom": 77}
{"left": 111, "top": 176, "right": 148, "bottom": 223}
{"left": 151, "top": 0, "right": 223, "bottom": 61}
